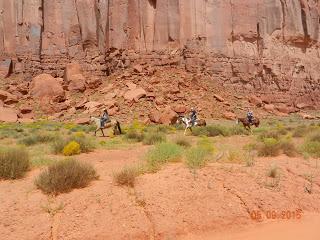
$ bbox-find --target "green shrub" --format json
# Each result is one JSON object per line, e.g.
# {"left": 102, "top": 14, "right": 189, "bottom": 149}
{"left": 309, "top": 132, "right": 320, "bottom": 142}
{"left": 197, "top": 137, "right": 215, "bottom": 154}
{"left": 113, "top": 167, "right": 137, "bottom": 187}
{"left": 185, "top": 147, "right": 209, "bottom": 169}
{"left": 63, "top": 141, "right": 81, "bottom": 156}
{"left": 174, "top": 136, "right": 191, "bottom": 148}
{"left": 35, "top": 159, "right": 98, "bottom": 194}
{"left": 258, "top": 138, "right": 281, "bottom": 157}
{"left": 193, "top": 125, "right": 229, "bottom": 137}
{"left": 302, "top": 141, "right": 320, "bottom": 158}
{"left": 125, "top": 130, "right": 144, "bottom": 142}
{"left": 69, "top": 132, "right": 95, "bottom": 153}
{"left": 0, "top": 147, "right": 30, "bottom": 179}
{"left": 146, "top": 142, "right": 183, "bottom": 172}
{"left": 143, "top": 132, "right": 166, "bottom": 145}
{"left": 51, "top": 138, "right": 67, "bottom": 154}
{"left": 19, "top": 132, "right": 58, "bottom": 146}
{"left": 229, "top": 125, "right": 249, "bottom": 135}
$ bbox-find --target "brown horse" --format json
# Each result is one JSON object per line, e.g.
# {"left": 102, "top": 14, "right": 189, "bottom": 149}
{"left": 237, "top": 117, "right": 260, "bottom": 130}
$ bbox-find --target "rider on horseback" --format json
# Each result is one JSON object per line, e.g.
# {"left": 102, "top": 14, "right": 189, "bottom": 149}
{"left": 101, "top": 109, "right": 110, "bottom": 127}
{"left": 247, "top": 108, "right": 254, "bottom": 124}
{"left": 190, "top": 107, "right": 197, "bottom": 126}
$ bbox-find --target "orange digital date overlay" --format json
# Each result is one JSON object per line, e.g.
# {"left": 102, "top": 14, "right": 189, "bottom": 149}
{"left": 250, "top": 209, "right": 303, "bottom": 220}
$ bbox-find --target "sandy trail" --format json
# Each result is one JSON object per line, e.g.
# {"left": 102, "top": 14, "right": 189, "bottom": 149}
{"left": 180, "top": 213, "right": 320, "bottom": 240}
{"left": 0, "top": 145, "right": 320, "bottom": 240}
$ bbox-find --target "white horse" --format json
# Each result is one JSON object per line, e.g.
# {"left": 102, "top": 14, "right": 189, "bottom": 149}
{"left": 177, "top": 116, "right": 193, "bottom": 135}
{"left": 176, "top": 116, "right": 207, "bottom": 135}
{"left": 90, "top": 117, "right": 122, "bottom": 137}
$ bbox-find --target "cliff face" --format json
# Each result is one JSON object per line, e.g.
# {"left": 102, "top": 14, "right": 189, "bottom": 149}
{"left": 0, "top": 0, "right": 320, "bottom": 107}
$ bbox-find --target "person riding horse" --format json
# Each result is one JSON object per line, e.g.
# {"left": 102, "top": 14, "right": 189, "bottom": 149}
{"left": 190, "top": 107, "right": 197, "bottom": 126}
{"left": 247, "top": 109, "right": 254, "bottom": 124}
{"left": 101, "top": 109, "right": 110, "bottom": 128}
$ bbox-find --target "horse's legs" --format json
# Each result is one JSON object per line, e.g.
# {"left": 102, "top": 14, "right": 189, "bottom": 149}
{"left": 184, "top": 127, "right": 187, "bottom": 136}
{"left": 100, "top": 128, "right": 105, "bottom": 137}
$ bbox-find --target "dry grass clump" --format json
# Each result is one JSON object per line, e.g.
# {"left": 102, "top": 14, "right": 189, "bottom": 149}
{"left": 113, "top": 167, "right": 138, "bottom": 187}
{"left": 257, "top": 137, "right": 297, "bottom": 157}
{"left": 35, "top": 159, "right": 98, "bottom": 195}
{"left": 174, "top": 136, "right": 191, "bottom": 148}
{"left": 0, "top": 146, "right": 30, "bottom": 179}
{"left": 142, "top": 132, "right": 166, "bottom": 145}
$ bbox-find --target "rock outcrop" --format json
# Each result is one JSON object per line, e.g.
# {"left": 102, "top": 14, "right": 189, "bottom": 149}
{"left": 0, "top": 0, "right": 320, "bottom": 110}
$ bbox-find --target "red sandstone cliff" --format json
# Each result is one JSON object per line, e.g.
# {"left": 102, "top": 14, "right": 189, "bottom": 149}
{"left": 0, "top": 0, "right": 320, "bottom": 109}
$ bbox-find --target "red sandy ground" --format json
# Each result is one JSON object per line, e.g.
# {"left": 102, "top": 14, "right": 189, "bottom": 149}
{"left": 0, "top": 144, "right": 319, "bottom": 240}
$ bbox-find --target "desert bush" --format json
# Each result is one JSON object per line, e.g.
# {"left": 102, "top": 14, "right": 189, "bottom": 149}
{"left": 309, "top": 132, "right": 320, "bottom": 142}
{"left": 193, "top": 125, "right": 229, "bottom": 137}
{"left": 225, "top": 150, "right": 244, "bottom": 164}
{"left": 113, "top": 167, "right": 137, "bottom": 187}
{"left": 69, "top": 132, "right": 95, "bottom": 153}
{"left": 19, "top": 132, "right": 58, "bottom": 146}
{"left": 51, "top": 138, "right": 67, "bottom": 154}
{"left": 0, "top": 146, "right": 30, "bottom": 179}
{"left": 185, "top": 147, "right": 209, "bottom": 169}
{"left": 279, "top": 140, "right": 298, "bottom": 157}
{"left": 229, "top": 125, "right": 249, "bottom": 136}
{"left": 174, "top": 136, "right": 191, "bottom": 148}
{"left": 267, "top": 164, "right": 279, "bottom": 178}
{"left": 197, "top": 137, "right": 215, "bottom": 154}
{"left": 145, "top": 142, "right": 182, "bottom": 172}
{"left": 63, "top": 141, "right": 81, "bottom": 156}
{"left": 142, "top": 132, "right": 166, "bottom": 145}
{"left": 35, "top": 159, "right": 98, "bottom": 194}
{"left": 302, "top": 141, "right": 320, "bottom": 158}
{"left": 258, "top": 138, "right": 281, "bottom": 157}
{"left": 125, "top": 130, "right": 144, "bottom": 142}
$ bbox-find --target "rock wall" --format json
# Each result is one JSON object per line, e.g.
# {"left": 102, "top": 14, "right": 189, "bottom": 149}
{"left": 0, "top": 0, "right": 320, "bottom": 107}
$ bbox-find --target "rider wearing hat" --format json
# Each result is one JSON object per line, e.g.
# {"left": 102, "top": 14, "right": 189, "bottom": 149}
{"left": 190, "top": 107, "right": 197, "bottom": 126}
{"left": 247, "top": 108, "right": 254, "bottom": 124}
{"left": 101, "top": 109, "right": 110, "bottom": 127}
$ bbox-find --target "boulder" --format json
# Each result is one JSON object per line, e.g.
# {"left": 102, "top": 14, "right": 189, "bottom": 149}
{"left": 0, "top": 90, "right": 17, "bottom": 104}
{"left": 275, "top": 105, "right": 296, "bottom": 114}
{"left": 173, "top": 104, "right": 187, "bottom": 113}
{"left": 30, "top": 74, "right": 65, "bottom": 101}
{"left": 75, "top": 98, "right": 88, "bottom": 109}
{"left": 125, "top": 81, "right": 137, "bottom": 90}
{"left": 264, "top": 104, "right": 275, "bottom": 112}
{"left": 0, "top": 108, "right": 18, "bottom": 122}
{"left": 68, "top": 74, "right": 86, "bottom": 92}
{"left": 223, "top": 111, "right": 237, "bottom": 120}
{"left": 19, "top": 106, "right": 33, "bottom": 114}
{"left": 149, "top": 110, "right": 161, "bottom": 123}
{"left": 159, "top": 106, "right": 177, "bottom": 125}
{"left": 133, "top": 64, "right": 143, "bottom": 73}
{"left": 296, "top": 103, "right": 315, "bottom": 110}
{"left": 124, "top": 88, "right": 146, "bottom": 101}
{"left": 248, "top": 95, "right": 262, "bottom": 107}
{"left": 84, "top": 101, "right": 103, "bottom": 110}
{"left": 86, "top": 77, "right": 102, "bottom": 89}
{"left": 64, "top": 62, "right": 82, "bottom": 81}
{"left": 214, "top": 94, "right": 225, "bottom": 102}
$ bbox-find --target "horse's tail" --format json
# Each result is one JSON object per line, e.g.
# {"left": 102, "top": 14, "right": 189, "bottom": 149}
{"left": 116, "top": 120, "right": 122, "bottom": 134}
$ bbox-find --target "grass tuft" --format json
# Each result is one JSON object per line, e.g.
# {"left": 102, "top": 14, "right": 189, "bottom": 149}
{"left": 0, "top": 146, "right": 30, "bottom": 179}
{"left": 35, "top": 159, "right": 98, "bottom": 195}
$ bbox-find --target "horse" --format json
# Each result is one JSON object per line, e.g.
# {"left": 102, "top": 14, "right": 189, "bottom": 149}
{"left": 236, "top": 117, "right": 260, "bottom": 131}
{"left": 90, "top": 117, "right": 122, "bottom": 137}
{"left": 176, "top": 116, "right": 207, "bottom": 135}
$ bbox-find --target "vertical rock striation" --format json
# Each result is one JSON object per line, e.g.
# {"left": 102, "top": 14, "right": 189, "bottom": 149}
{"left": 0, "top": 0, "right": 320, "bottom": 107}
